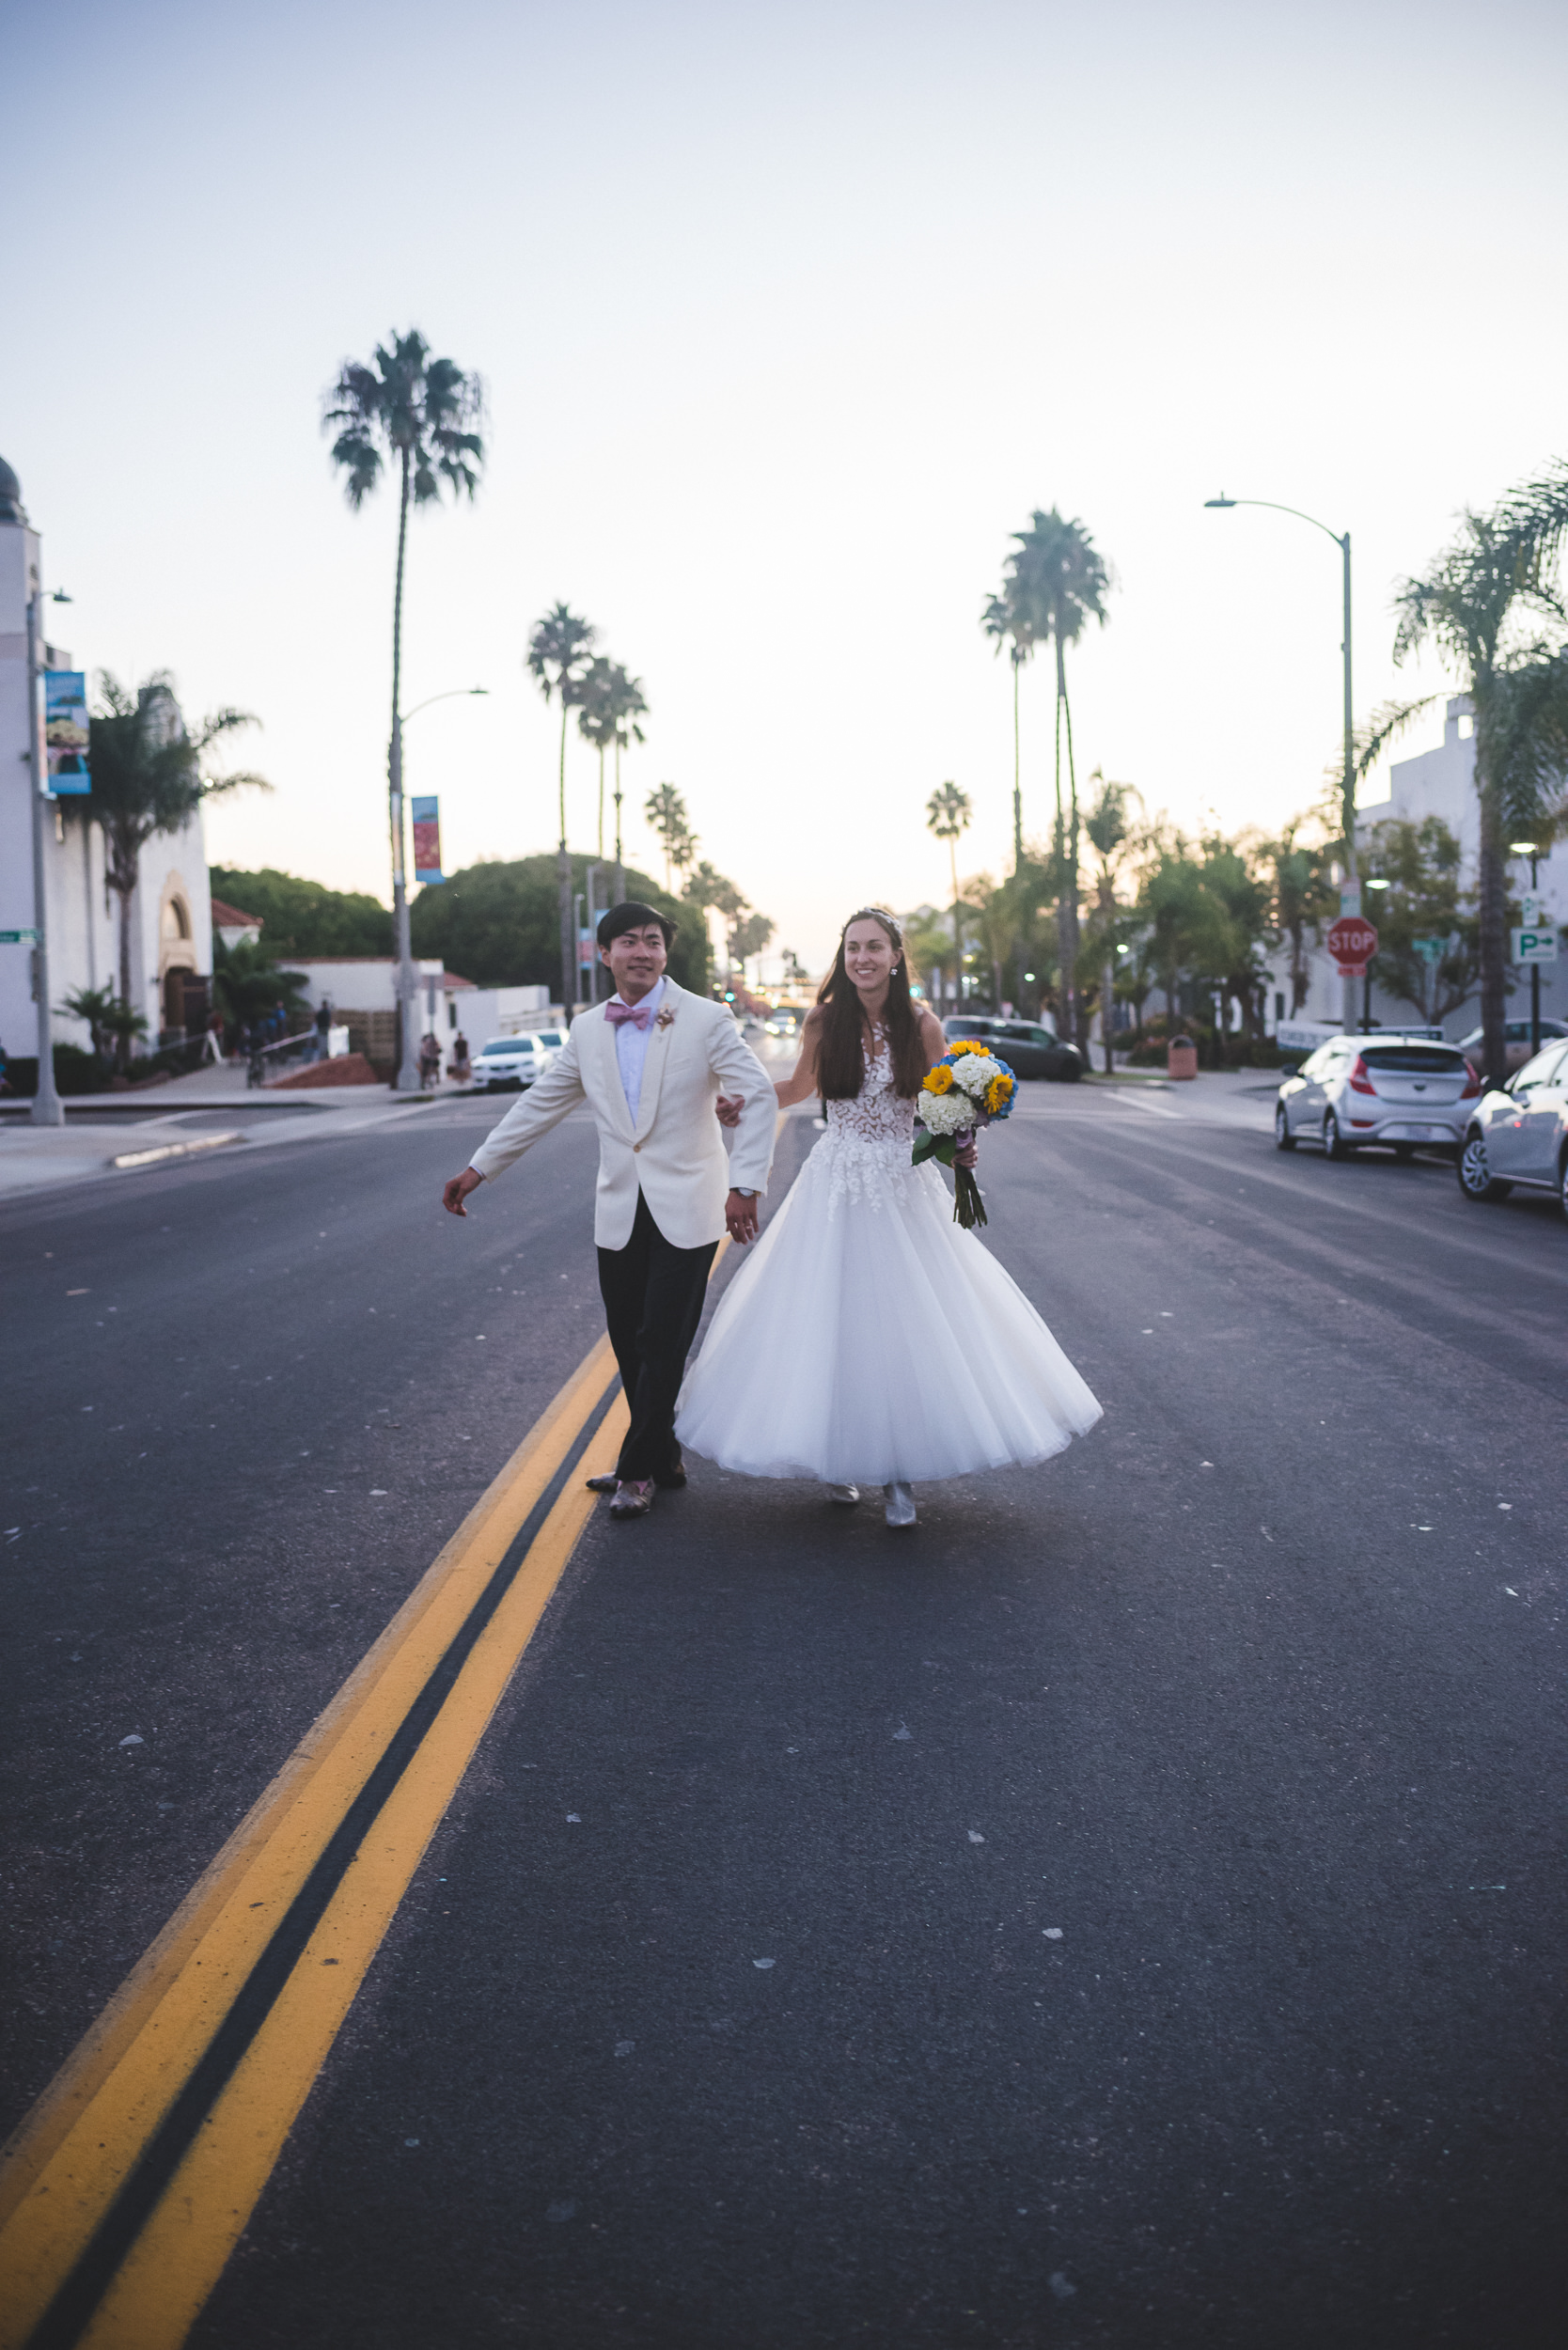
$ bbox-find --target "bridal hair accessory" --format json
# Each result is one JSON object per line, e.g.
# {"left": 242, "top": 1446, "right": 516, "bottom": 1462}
{"left": 913, "top": 1041, "right": 1017, "bottom": 1229}
{"left": 606, "top": 999, "right": 654, "bottom": 1029}
{"left": 847, "top": 904, "right": 902, "bottom": 940}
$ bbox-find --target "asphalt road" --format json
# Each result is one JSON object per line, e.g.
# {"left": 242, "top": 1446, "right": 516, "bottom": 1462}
{"left": 2, "top": 1082, "right": 1563, "bottom": 2348}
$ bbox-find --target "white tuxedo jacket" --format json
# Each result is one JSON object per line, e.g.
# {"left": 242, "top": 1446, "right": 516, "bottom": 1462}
{"left": 467, "top": 982, "right": 776, "bottom": 1250}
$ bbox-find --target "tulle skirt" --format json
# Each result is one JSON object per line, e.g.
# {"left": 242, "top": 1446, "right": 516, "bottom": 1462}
{"left": 675, "top": 1128, "right": 1103, "bottom": 1484}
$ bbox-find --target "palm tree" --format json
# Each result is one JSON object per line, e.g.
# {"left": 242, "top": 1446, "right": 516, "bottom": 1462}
{"left": 1394, "top": 490, "right": 1568, "bottom": 1083}
{"left": 980, "top": 604, "right": 1036, "bottom": 873}
{"left": 576, "top": 658, "right": 619, "bottom": 858}
{"left": 645, "top": 782, "right": 692, "bottom": 890}
{"left": 1265, "top": 820, "right": 1338, "bottom": 1014}
{"left": 996, "top": 510, "right": 1112, "bottom": 1046}
{"left": 85, "top": 672, "right": 267, "bottom": 1068}
{"left": 603, "top": 662, "right": 648, "bottom": 893}
{"left": 926, "top": 780, "right": 971, "bottom": 1000}
{"left": 681, "top": 860, "right": 731, "bottom": 994}
{"left": 324, "top": 331, "right": 484, "bottom": 1083}
{"left": 526, "top": 602, "right": 598, "bottom": 1013}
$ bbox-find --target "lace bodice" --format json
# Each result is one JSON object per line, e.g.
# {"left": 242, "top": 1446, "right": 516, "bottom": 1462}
{"left": 825, "top": 1035, "right": 915, "bottom": 1148}
{"left": 819, "top": 1033, "right": 920, "bottom": 1212}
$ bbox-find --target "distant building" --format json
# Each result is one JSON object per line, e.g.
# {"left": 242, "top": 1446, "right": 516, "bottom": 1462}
{"left": 211, "top": 896, "right": 263, "bottom": 950}
{"left": 1260, "top": 696, "right": 1562, "bottom": 1042}
{"left": 0, "top": 455, "right": 214, "bottom": 1058}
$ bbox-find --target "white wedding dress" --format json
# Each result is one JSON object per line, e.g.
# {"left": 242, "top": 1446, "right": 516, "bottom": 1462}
{"left": 675, "top": 1036, "right": 1103, "bottom": 1486}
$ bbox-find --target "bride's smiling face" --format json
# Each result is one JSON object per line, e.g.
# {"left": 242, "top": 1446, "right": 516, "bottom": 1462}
{"left": 842, "top": 918, "right": 898, "bottom": 995}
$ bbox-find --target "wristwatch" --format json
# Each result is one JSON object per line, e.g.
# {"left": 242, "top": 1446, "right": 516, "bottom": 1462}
{"left": 733, "top": 1186, "right": 757, "bottom": 1198}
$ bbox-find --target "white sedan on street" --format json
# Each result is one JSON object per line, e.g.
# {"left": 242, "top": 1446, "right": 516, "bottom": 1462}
{"left": 1275, "top": 1034, "right": 1480, "bottom": 1159}
{"left": 472, "top": 1034, "right": 554, "bottom": 1090}
{"left": 1456, "top": 1036, "right": 1568, "bottom": 1214}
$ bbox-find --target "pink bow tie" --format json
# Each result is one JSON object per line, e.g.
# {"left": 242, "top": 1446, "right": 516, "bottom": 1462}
{"left": 606, "top": 998, "right": 653, "bottom": 1029}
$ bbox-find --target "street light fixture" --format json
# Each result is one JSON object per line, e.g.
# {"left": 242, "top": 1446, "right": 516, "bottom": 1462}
{"left": 1206, "top": 493, "right": 1356, "bottom": 1033}
{"left": 388, "top": 689, "right": 487, "bottom": 1089}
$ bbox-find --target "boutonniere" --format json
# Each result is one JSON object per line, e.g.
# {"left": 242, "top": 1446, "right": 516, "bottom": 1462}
{"left": 654, "top": 1005, "right": 677, "bottom": 1030}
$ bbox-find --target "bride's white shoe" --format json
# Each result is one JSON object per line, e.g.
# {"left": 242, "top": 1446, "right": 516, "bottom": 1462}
{"left": 826, "top": 1482, "right": 860, "bottom": 1506}
{"left": 883, "top": 1480, "right": 917, "bottom": 1528}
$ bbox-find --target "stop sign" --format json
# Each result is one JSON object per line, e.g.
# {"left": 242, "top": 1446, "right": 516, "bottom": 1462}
{"left": 1325, "top": 916, "right": 1378, "bottom": 973}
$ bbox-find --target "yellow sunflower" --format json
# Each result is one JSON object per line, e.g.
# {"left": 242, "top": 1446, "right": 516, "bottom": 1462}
{"left": 947, "top": 1039, "right": 987, "bottom": 1058}
{"left": 924, "top": 1064, "right": 955, "bottom": 1095}
{"left": 985, "top": 1073, "right": 1014, "bottom": 1115}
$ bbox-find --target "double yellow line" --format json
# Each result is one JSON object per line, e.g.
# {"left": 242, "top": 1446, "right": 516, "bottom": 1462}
{"left": 0, "top": 1330, "right": 638, "bottom": 2349}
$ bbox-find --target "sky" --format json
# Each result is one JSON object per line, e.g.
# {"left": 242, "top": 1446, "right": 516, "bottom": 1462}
{"left": 5, "top": 0, "right": 1567, "bottom": 977}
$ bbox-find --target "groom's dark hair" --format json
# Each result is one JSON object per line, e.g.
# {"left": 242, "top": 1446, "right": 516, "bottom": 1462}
{"left": 597, "top": 901, "right": 678, "bottom": 949}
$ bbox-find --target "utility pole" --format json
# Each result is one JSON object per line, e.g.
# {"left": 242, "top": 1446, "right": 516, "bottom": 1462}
{"left": 25, "top": 570, "right": 65, "bottom": 1126}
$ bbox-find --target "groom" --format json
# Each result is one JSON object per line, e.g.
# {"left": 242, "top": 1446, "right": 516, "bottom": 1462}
{"left": 442, "top": 903, "right": 776, "bottom": 1519}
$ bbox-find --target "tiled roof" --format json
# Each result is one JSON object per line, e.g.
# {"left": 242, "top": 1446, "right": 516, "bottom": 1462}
{"left": 211, "top": 898, "right": 262, "bottom": 928}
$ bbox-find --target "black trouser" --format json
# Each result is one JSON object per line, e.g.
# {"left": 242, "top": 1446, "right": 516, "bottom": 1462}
{"left": 597, "top": 1191, "right": 718, "bottom": 1482}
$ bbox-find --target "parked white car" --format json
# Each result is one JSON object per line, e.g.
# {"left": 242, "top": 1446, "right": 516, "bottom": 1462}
{"left": 1456, "top": 1037, "right": 1568, "bottom": 1214}
{"left": 1455, "top": 1016, "right": 1568, "bottom": 1073}
{"left": 1275, "top": 1033, "right": 1480, "bottom": 1159}
{"left": 473, "top": 1034, "right": 551, "bottom": 1090}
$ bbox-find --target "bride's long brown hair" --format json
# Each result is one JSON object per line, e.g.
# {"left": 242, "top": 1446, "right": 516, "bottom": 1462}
{"left": 814, "top": 907, "right": 928, "bottom": 1099}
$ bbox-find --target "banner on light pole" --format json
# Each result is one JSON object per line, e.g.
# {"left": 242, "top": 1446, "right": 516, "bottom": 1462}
{"left": 44, "top": 672, "right": 90, "bottom": 794}
{"left": 411, "top": 796, "right": 444, "bottom": 884}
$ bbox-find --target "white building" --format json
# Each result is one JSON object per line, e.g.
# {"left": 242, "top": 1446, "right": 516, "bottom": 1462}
{"left": 1262, "top": 696, "right": 1562, "bottom": 1042}
{"left": 1, "top": 457, "right": 213, "bottom": 1065}
{"left": 282, "top": 959, "right": 558, "bottom": 1067}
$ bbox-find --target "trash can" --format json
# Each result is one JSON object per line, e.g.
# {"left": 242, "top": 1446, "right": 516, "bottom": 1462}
{"left": 1167, "top": 1034, "right": 1199, "bottom": 1081}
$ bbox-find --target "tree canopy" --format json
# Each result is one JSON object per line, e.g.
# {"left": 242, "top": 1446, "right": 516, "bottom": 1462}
{"left": 209, "top": 867, "right": 394, "bottom": 957}
{"left": 410, "top": 855, "right": 703, "bottom": 994}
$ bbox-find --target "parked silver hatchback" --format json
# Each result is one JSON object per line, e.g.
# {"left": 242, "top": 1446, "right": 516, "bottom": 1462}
{"left": 1275, "top": 1034, "right": 1480, "bottom": 1159}
{"left": 1456, "top": 1037, "right": 1568, "bottom": 1216}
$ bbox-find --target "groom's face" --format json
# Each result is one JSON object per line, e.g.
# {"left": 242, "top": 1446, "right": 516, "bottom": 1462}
{"left": 602, "top": 922, "right": 668, "bottom": 1001}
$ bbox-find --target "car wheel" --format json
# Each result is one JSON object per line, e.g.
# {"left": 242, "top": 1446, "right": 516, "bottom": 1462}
{"left": 1274, "top": 1103, "right": 1295, "bottom": 1152}
{"left": 1457, "top": 1130, "right": 1510, "bottom": 1201}
{"left": 1323, "top": 1110, "right": 1352, "bottom": 1160}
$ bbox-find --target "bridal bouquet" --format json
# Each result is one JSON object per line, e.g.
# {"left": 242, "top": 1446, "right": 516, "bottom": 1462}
{"left": 913, "top": 1042, "right": 1016, "bottom": 1229}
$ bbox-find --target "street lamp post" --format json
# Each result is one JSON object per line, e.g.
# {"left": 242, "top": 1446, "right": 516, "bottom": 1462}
{"left": 390, "top": 687, "right": 486, "bottom": 1090}
{"left": 25, "top": 575, "right": 72, "bottom": 1127}
{"left": 1511, "top": 840, "right": 1543, "bottom": 1055}
{"left": 1206, "top": 495, "right": 1356, "bottom": 1033}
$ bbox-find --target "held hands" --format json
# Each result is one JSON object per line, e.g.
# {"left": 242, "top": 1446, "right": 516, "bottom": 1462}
{"left": 714, "top": 1092, "right": 745, "bottom": 1129}
{"left": 442, "top": 1167, "right": 484, "bottom": 1217}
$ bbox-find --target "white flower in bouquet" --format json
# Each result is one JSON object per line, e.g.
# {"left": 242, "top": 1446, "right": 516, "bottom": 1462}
{"left": 949, "top": 1052, "right": 1006, "bottom": 1101}
{"left": 916, "top": 1086, "right": 974, "bottom": 1136}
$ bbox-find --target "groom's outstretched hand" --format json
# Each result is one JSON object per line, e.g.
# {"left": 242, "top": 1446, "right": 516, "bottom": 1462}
{"left": 725, "top": 1188, "right": 760, "bottom": 1244}
{"left": 443, "top": 1167, "right": 484, "bottom": 1217}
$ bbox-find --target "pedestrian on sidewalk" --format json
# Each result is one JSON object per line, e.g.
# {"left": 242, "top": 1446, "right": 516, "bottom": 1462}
{"left": 418, "top": 1030, "right": 442, "bottom": 1089}
{"left": 442, "top": 902, "right": 776, "bottom": 1519}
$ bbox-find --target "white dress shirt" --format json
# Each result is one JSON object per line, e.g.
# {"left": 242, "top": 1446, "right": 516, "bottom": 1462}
{"left": 612, "top": 975, "right": 666, "bottom": 1123}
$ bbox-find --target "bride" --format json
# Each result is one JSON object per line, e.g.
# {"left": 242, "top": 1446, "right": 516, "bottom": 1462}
{"left": 675, "top": 906, "right": 1102, "bottom": 1527}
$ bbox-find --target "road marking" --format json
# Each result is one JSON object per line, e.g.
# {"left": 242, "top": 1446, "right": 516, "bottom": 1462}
{"left": 0, "top": 1334, "right": 629, "bottom": 2350}
{"left": 110, "top": 1133, "right": 244, "bottom": 1170}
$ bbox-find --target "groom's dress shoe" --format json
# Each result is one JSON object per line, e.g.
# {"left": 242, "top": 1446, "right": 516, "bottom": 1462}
{"left": 608, "top": 1478, "right": 655, "bottom": 1519}
{"left": 653, "top": 1454, "right": 687, "bottom": 1489}
{"left": 585, "top": 1473, "right": 619, "bottom": 1493}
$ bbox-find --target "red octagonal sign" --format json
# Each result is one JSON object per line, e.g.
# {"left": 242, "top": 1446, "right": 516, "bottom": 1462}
{"left": 1325, "top": 915, "right": 1379, "bottom": 973}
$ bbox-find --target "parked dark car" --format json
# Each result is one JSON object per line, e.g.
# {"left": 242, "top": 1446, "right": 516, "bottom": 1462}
{"left": 941, "top": 1015, "right": 1083, "bottom": 1081}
